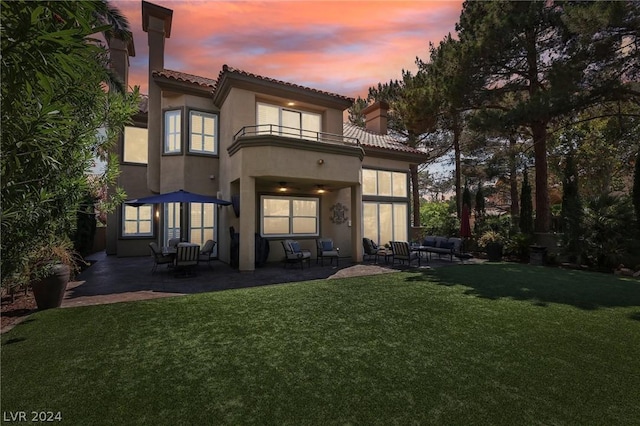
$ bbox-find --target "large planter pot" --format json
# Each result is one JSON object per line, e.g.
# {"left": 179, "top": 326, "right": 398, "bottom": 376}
{"left": 31, "top": 264, "right": 70, "bottom": 310}
{"left": 485, "top": 243, "right": 503, "bottom": 262}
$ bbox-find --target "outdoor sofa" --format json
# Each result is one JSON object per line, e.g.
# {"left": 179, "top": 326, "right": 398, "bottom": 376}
{"left": 420, "top": 236, "right": 463, "bottom": 261}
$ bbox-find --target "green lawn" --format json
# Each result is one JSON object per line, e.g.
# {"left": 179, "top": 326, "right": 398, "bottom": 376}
{"left": 2, "top": 264, "right": 639, "bottom": 425}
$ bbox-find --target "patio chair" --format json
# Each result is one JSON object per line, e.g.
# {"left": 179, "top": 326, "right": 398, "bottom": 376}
{"left": 149, "top": 242, "right": 174, "bottom": 273}
{"left": 316, "top": 238, "right": 339, "bottom": 266}
{"left": 167, "top": 237, "right": 180, "bottom": 248}
{"left": 174, "top": 244, "right": 200, "bottom": 277}
{"left": 362, "top": 238, "right": 381, "bottom": 263}
{"left": 390, "top": 241, "right": 421, "bottom": 267}
{"left": 282, "top": 240, "right": 311, "bottom": 269}
{"left": 199, "top": 239, "right": 216, "bottom": 268}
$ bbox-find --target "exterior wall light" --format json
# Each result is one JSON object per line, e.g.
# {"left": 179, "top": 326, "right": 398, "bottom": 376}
{"left": 317, "top": 159, "right": 324, "bottom": 165}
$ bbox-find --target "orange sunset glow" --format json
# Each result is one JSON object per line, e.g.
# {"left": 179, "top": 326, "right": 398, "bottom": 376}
{"left": 114, "top": 0, "right": 464, "bottom": 98}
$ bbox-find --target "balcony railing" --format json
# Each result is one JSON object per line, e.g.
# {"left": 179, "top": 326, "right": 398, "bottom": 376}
{"left": 234, "top": 124, "right": 360, "bottom": 147}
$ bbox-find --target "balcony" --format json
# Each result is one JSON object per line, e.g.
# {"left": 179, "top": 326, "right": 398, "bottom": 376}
{"left": 233, "top": 124, "right": 360, "bottom": 147}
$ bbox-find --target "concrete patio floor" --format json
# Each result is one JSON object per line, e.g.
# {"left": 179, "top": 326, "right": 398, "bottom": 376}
{"left": 62, "top": 251, "right": 480, "bottom": 309}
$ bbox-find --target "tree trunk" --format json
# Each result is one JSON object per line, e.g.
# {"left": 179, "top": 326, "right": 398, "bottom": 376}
{"left": 509, "top": 135, "right": 520, "bottom": 223}
{"left": 532, "top": 121, "right": 550, "bottom": 232}
{"left": 453, "top": 115, "right": 462, "bottom": 219}
{"left": 410, "top": 164, "right": 420, "bottom": 227}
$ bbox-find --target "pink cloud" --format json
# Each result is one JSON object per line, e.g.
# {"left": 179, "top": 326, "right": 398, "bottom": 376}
{"left": 113, "top": 0, "right": 463, "bottom": 98}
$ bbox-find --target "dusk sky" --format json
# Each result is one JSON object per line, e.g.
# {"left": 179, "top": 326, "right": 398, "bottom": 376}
{"left": 114, "top": 0, "right": 464, "bottom": 99}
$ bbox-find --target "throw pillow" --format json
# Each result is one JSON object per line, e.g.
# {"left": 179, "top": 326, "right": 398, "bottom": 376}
{"left": 290, "top": 242, "right": 301, "bottom": 253}
{"left": 322, "top": 241, "right": 333, "bottom": 251}
{"left": 423, "top": 239, "right": 437, "bottom": 247}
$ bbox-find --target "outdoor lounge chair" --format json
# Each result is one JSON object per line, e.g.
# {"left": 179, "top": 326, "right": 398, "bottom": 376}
{"left": 149, "top": 242, "right": 174, "bottom": 273}
{"left": 174, "top": 243, "right": 200, "bottom": 277}
{"left": 282, "top": 240, "right": 311, "bottom": 269}
{"left": 167, "top": 237, "right": 180, "bottom": 248}
{"left": 390, "top": 241, "right": 421, "bottom": 267}
{"left": 316, "top": 238, "right": 339, "bottom": 266}
{"left": 362, "top": 238, "right": 381, "bottom": 262}
{"left": 199, "top": 239, "right": 216, "bottom": 268}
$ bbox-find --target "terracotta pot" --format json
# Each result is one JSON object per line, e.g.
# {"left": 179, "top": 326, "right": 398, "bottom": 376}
{"left": 31, "top": 264, "right": 70, "bottom": 310}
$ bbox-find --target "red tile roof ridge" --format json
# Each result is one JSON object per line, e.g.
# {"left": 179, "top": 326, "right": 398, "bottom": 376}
{"left": 342, "top": 122, "right": 426, "bottom": 156}
{"left": 220, "top": 64, "right": 354, "bottom": 102}
{"left": 153, "top": 69, "right": 217, "bottom": 88}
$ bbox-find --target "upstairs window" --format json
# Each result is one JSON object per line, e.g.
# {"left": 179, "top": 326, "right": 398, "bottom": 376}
{"left": 164, "top": 110, "right": 181, "bottom": 154}
{"left": 123, "top": 126, "right": 148, "bottom": 164}
{"left": 189, "top": 111, "right": 218, "bottom": 155}
{"left": 362, "top": 169, "right": 407, "bottom": 197}
{"left": 257, "top": 103, "right": 321, "bottom": 141}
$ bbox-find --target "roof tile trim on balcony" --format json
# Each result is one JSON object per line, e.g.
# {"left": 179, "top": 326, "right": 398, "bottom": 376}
{"left": 152, "top": 69, "right": 218, "bottom": 89}
{"left": 343, "top": 122, "right": 426, "bottom": 156}
{"left": 216, "top": 64, "right": 354, "bottom": 103}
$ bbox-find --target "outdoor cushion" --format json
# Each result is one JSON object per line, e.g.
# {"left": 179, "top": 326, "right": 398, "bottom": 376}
{"left": 423, "top": 239, "right": 437, "bottom": 247}
{"left": 441, "top": 241, "right": 455, "bottom": 250}
{"left": 322, "top": 241, "right": 333, "bottom": 251}
{"left": 290, "top": 241, "right": 302, "bottom": 253}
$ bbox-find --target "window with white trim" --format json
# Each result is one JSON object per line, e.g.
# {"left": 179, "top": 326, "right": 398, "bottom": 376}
{"left": 257, "top": 103, "right": 321, "bottom": 141}
{"left": 189, "top": 111, "right": 217, "bottom": 154}
{"left": 261, "top": 196, "right": 319, "bottom": 237}
{"left": 362, "top": 169, "right": 407, "bottom": 197}
{"left": 122, "top": 205, "right": 154, "bottom": 237}
{"left": 164, "top": 110, "right": 181, "bottom": 153}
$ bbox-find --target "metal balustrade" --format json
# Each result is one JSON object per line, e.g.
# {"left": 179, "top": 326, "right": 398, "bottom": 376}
{"left": 233, "top": 124, "right": 360, "bottom": 147}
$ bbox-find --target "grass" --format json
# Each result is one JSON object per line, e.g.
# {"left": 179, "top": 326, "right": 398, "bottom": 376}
{"left": 2, "top": 263, "right": 639, "bottom": 425}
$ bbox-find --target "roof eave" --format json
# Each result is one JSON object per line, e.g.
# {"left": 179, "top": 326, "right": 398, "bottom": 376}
{"left": 363, "top": 145, "right": 428, "bottom": 164}
{"left": 213, "top": 70, "right": 353, "bottom": 110}
{"left": 152, "top": 73, "right": 215, "bottom": 97}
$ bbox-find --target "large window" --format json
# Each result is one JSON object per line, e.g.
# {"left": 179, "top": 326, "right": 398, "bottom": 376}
{"left": 261, "top": 196, "right": 319, "bottom": 237}
{"left": 163, "top": 203, "right": 180, "bottom": 243}
{"left": 189, "top": 111, "right": 217, "bottom": 155}
{"left": 164, "top": 110, "right": 181, "bottom": 153}
{"left": 363, "top": 202, "right": 407, "bottom": 246}
{"left": 123, "top": 126, "right": 148, "bottom": 164}
{"left": 257, "top": 103, "right": 321, "bottom": 141}
{"left": 362, "top": 169, "right": 407, "bottom": 197}
{"left": 122, "top": 205, "right": 153, "bottom": 237}
{"left": 189, "top": 202, "right": 215, "bottom": 247}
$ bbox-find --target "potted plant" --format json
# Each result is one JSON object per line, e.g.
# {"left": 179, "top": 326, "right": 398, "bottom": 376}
{"left": 28, "top": 238, "right": 81, "bottom": 310}
{"left": 478, "top": 230, "right": 504, "bottom": 262}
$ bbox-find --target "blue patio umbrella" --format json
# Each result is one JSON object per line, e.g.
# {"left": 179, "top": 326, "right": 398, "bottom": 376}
{"left": 125, "top": 189, "right": 231, "bottom": 207}
{"left": 125, "top": 190, "right": 231, "bottom": 243}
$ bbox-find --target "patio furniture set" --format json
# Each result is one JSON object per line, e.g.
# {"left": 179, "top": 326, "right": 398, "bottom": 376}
{"left": 362, "top": 237, "right": 471, "bottom": 266}
{"left": 281, "top": 238, "right": 340, "bottom": 269}
{"left": 149, "top": 239, "right": 216, "bottom": 277}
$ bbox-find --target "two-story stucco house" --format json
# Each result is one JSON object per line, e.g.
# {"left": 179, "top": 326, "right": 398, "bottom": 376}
{"left": 106, "top": 1, "right": 427, "bottom": 272}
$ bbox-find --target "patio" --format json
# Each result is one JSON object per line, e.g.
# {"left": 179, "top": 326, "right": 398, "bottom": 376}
{"left": 61, "top": 251, "right": 478, "bottom": 309}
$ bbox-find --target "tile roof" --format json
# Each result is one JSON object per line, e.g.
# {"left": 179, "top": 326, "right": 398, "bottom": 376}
{"left": 343, "top": 122, "right": 426, "bottom": 156}
{"left": 152, "top": 69, "right": 217, "bottom": 89}
{"left": 217, "top": 64, "right": 354, "bottom": 103}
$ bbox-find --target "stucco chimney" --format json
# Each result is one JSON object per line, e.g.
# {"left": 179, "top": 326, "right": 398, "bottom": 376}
{"left": 142, "top": 1, "right": 173, "bottom": 193}
{"left": 107, "top": 34, "right": 135, "bottom": 89}
{"left": 362, "top": 101, "right": 389, "bottom": 135}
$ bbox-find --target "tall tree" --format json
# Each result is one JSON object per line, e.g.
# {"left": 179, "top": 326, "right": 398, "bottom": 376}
{"left": 363, "top": 71, "right": 440, "bottom": 227}
{"left": 456, "top": 0, "right": 640, "bottom": 233}
{"left": 561, "top": 150, "right": 582, "bottom": 261}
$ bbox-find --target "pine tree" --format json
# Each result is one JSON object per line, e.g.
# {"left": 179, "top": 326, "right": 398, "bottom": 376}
{"left": 561, "top": 152, "right": 582, "bottom": 261}
{"left": 633, "top": 148, "right": 640, "bottom": 231}
{"left": 519, "top": 170, "right": 534, "bottom": 235}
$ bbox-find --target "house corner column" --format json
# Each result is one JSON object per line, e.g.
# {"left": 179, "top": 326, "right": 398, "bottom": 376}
{"left": 351, "top": 184, "right": 363, "bottom": 262}
{"left": 239, "top": 177, "right": 256, "bottom": 271}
